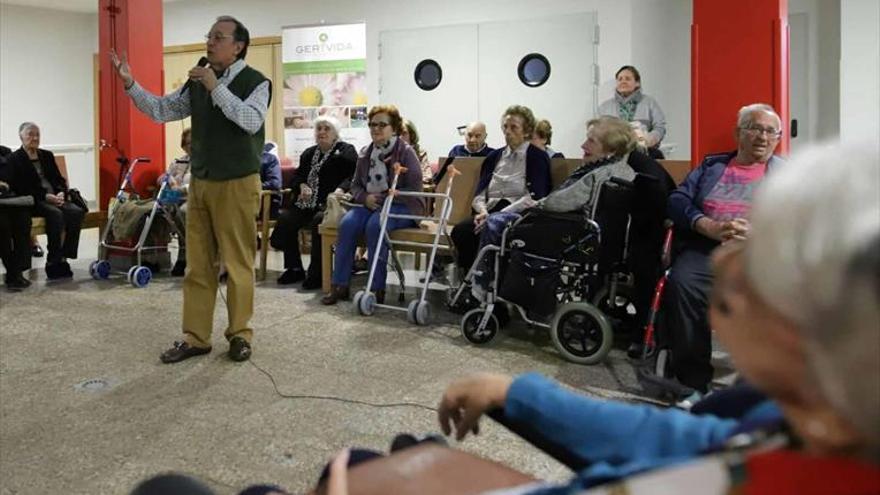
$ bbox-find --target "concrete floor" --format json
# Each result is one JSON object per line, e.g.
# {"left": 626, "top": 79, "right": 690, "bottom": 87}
{"left": 0, "top": 231, "right": 729, "bottom": 494}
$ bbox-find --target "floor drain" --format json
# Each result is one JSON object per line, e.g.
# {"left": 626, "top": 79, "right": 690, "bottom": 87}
{"left": 74, "top": 378, "right": 111, "bottom": 392}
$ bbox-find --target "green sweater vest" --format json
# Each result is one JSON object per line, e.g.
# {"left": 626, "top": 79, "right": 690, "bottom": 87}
{"left": 189, "top": 65, "right": 268, "bottom": 181}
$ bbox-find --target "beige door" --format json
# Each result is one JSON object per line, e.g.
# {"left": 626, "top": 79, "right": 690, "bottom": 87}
{"left": 162, "top": 52, "right": 200, "bottom": 166}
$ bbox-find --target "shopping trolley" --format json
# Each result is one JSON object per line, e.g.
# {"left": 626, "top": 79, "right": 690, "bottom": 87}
{"left": 89, "top": 157, "right": 185, "bottom": 287}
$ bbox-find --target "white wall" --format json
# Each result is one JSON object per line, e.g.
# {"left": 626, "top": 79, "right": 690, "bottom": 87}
{"left": 0, "top": 4, "right": 98, "bottom": 202}
{"left": 630, "top": 0, "right": 691, "bottom": 159}
{"left": 789, "top": 0, "right": 841, "bottom": 148}
{"left": 162, "top": 0, "right": 637, "bottom": 156}
{"left": 840, "top": 0, "right": 880, "bottom": 144}
{"left": 162, "top": 0, "right": 633, "bottom": 109}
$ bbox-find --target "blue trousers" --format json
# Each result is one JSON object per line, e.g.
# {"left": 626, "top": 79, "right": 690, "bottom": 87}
{"left": 332, "top": 203, "right": 415, "bottom": 290}
{"left": 474, "top": 211, "right": 521, "bottom": 289}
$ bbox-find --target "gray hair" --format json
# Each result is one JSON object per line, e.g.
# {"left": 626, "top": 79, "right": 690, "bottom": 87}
{"left": 737, "top": 103, "right": 781, "bottom": 130}
{"left": 313, "top": 115, "right": 341, "bottom": 137}
{"left": 18, "top": 121, "right": 38, "bottom": 137}
{"left": 746, "top": 141, "right": 880, "bottom": 459}
{"left": 215, "top": 15, "right": 250, "bottom": 60}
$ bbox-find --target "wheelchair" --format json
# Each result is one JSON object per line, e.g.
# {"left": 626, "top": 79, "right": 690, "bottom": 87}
{"left": 447, "top": 176, "right": 640, "bottom": 364}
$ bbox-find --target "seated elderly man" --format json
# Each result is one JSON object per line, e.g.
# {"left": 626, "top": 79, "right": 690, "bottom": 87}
{"left": 434, "top": 121, "right": 495, "bottom": 184}
{"left": 666, "top": 103, "right": 784, "bottom": 406}
{"left": 6, "top": 122, "right": 86, "bottom": 280}
{"left": 450, "top": 106, "right": 551, "bottom": 273}
{"left": 466, "top": 116, "right": 637, "bottom": 299}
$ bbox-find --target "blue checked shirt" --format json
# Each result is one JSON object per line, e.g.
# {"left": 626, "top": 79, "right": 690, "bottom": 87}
{"left": 126, "top": 58, "right": 270, "bottom": 135}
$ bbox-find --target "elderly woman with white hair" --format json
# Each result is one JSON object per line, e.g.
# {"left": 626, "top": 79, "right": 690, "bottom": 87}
{"left": 269, "top": 116, "right": 357, "bottom": 288}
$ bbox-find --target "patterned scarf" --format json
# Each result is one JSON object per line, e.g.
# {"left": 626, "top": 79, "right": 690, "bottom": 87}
{"left": 615, "top": 88, "right": 643, "bottom": 122}
{"left": 297, "top": 141, "right": 337, "bottom": 209}
{"left": 366, "top": 136, "right": 397, "bottom": 194}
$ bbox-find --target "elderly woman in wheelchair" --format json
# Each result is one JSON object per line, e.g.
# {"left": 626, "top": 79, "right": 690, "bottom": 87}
{"left": 450, "top": 116, "right": 642, "bottom": 363}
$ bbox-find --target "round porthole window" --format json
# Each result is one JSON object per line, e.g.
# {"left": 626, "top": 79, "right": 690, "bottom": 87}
{"left": 414, "top": 59, "right": 442, "bottom": 91}
{"left": 518, "top": 53, "right": 551, "bottom": 87}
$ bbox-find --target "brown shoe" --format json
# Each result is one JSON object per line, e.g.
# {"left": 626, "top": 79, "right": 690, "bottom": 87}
{"left": 227, "top": 336, "right": 252, "bottom": 362}
{"left": 375, "top": 289, "right": 385, "bottom": 305}
{"left": 321, "top": 285, "right": 350, "bottom": 305}
{"left": 160, "top": 340, "right": 211, "bottom": 364}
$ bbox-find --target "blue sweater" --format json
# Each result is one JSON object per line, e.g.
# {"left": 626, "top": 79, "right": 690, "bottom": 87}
{"left": 505, "top": 373, "right": 783, "bottom": 493}
{"left": 448, "top": 144, "right": 495, "bottom": 158}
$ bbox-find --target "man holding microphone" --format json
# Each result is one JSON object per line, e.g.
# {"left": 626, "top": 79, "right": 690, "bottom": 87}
{"left": 111, "top": 16, "right": 269, "bottom": 363}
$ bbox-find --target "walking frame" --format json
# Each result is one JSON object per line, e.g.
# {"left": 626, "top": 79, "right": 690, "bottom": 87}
{"left": 353, "top": 164, "right": 462, "bottom": 325}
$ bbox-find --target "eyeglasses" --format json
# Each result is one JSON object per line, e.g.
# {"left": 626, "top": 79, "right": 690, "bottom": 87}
{"left": 368, "top": 121, "right": 391, "bottom": 129}
{"left": 205, "top": 32, "right": 233, "bottom": 42}
{"left": 740, "top": 126, "right": 782, "bottom": 138}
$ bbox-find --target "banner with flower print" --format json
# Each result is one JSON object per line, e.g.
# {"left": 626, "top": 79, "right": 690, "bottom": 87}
{"left": 282, "top": 23, "right": 370, "bottom": 160}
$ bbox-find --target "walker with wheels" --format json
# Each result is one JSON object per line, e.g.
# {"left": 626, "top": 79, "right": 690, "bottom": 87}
{"left": 353, "top": 164, "right": 460, "bottom": 325}
{"left": 90, "top": 157, "right": 184, "bottom": 288}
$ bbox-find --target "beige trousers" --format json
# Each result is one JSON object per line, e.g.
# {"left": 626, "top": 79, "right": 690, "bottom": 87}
{"left": 181, "top": 174, "right": 260, "bottom": 348}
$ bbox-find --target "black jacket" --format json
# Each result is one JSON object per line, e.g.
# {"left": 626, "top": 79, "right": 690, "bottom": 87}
{"left": 626, "top": 149, "right": 675, "bottom": 260}
{"left": 6, "top": 148, "right": 68, "bottom": 203}
{"left": 291, "top": 141, "right": 357, "bottom": 208}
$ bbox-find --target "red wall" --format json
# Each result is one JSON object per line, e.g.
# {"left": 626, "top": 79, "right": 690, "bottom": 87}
{"left": 691, "top": 0, "right": 790, "bottom": 164}
{"left": 98, "top": 0, "right": 165, "bottom": 209}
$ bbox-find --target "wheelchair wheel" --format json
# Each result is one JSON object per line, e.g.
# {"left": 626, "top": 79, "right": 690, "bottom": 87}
{"left": 550, "top": 302, "right": 612, "bottom": 364}
{"left": 129, "top": 266, "right": 152, "bottom": 288}
{"left": 591, "top": 284, "right": 637, "bottom": 333}
{"left": 460, "top": 309, "right": 499, "bottom": 345}
{"left": 406, "top": 300, "right": 431, "bottom": 326}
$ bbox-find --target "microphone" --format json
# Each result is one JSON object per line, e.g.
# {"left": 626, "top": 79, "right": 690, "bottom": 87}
{"left": 181, "top": 56, "right": 209, "bottom": 94}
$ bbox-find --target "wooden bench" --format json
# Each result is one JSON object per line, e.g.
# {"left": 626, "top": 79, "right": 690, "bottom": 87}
{"left": 317, "top": 157, "right": 582, "bottom": 293}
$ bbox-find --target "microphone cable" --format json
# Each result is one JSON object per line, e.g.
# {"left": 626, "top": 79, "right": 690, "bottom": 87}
{"left": 215, "top": 274, "right": 436, "bottom": 413}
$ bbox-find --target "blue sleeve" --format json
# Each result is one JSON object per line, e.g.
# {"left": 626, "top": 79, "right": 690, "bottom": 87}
{"left": 505, "top": 373, "right": 738, "bottom": 466}
{"left": 261, "top": 154, "right": 282, "bottom": 190}
{"left": 667, "top": 163, "right": 707, "bottom": 230}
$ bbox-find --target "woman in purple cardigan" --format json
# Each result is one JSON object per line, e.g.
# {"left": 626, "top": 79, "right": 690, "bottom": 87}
{"left": 321, "top": 105, "right": 424, "bottom": 305}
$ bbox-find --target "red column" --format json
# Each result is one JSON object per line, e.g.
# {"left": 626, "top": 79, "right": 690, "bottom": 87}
{"left": 97, "top": 0, "right": 164, "bottom": 210}
{"left": 691, "top": 0, "right": 790, "bottom": 164}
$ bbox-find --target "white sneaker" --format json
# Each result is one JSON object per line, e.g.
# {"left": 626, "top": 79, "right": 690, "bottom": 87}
{"left": 674, "top": 391, "right": 705, "bottom": 411}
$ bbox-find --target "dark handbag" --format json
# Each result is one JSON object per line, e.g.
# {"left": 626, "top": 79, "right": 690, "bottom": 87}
{"left": 499, "top": 251, "right": 561, "bottom": 316}
{"left": 67, "top": 188, "right": 88, "bottom": 211}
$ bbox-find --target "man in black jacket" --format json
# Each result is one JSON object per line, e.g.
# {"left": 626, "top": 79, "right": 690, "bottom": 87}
{"left": 0, "top": 144, "right": 34, "bottom": 290}
{"left": 6, "top": 122, "right": 85, "bottom": 280}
